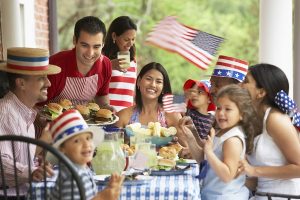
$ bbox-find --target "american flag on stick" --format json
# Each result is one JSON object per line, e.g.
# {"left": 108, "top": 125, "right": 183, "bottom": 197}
{"left": 163, "top": 94, "right": 187, "bottom": 113}
{"left": 145, "top": 16, "right": 224, "bottom": 70}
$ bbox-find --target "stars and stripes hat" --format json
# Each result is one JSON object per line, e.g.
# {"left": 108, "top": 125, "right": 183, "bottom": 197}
{"left": 0, "top": 47, "right": 61, "bottom": 75}
{"left": 50, "top": 109, "right": 104, "bottom": 148}
{"left": 212, "top": 55, "right": 249, "bottom": 82}
{"left": 183, "top": 79, "right": 216, "bottom": 111}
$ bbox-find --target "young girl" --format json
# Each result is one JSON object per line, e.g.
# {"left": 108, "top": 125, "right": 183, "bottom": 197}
{"left": 179, "top": 84, "right": 259, "bottom": 200}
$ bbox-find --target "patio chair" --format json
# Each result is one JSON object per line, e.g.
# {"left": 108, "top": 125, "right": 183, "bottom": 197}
{"left": 255, "top": 191, "right": 300, "bottom": 200}
{"left": 0, "top": 135, "right": 86, "bottom": 200}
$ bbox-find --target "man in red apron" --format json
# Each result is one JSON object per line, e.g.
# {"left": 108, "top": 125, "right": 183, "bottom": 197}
{"left": 44, "top": 16, "right": 112, "bottom": 108}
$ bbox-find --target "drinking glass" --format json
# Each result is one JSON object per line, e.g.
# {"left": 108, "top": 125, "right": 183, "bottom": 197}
{"left": 117, "top": 51, "right": 130, "bottom": 71}
{"left": 136, "top": 143, "right": 158, "bottom": 168}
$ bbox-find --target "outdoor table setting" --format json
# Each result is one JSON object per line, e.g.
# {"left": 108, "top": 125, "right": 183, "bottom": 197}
{"left": 30, "top": 122, "right": 201, "bottom": 200}
{"left": 30, "top": 163, "right": 200, "bottom": 200}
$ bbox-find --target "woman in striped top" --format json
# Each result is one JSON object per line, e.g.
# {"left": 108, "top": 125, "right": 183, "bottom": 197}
{"left": 103, "top": 16, "right": 137, "bottom": 112}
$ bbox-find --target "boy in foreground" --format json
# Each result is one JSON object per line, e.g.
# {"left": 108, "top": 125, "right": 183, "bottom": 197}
{"left": 49, "top": 109, "right": 124, "bottom": 200}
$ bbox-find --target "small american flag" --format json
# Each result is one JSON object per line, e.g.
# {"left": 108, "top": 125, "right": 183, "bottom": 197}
{"left": 162, "top": 94, "right": 187, "bottom": 113}
{"left": 145, "top": 16, "right": 224, "bottom": 70}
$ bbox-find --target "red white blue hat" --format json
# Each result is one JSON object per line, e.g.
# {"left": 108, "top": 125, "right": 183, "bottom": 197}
{"left": 212, "top": 55, "right": 249, "bottom": 82}
{"left": 50, "top": 109, "right": 104, "bottom": 148}
{"left": 0, "top": 47, "right": 61, "bottom": 75}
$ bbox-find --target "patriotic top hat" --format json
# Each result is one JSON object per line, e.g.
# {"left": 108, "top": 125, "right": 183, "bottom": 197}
{"left": 0, "top": 47, "right": 61, "bottom": 75}
{"left": 50, "top": 109, "right": 104, "bottom": 148}
{"left": 212, "top": 55, "right": 249, "bottom": 82}
{"left": 183, "top": 79, "right": 216, "bottom": 111}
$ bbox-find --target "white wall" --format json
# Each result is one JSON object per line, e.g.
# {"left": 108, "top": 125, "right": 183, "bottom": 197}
{"left": 0, "top": 0, "right": 35, "bottom": 58}
{"left": 259, "top": 0, "right": 293, "bottom": 95}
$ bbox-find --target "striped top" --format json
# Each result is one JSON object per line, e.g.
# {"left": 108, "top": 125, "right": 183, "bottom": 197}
{"left": 0, "top": 91, "right": 37, "bottom": 195}
{"left": 49, "top": 164, "right": 97, "bottom": 200}
{"left": 129, "top": 107, "right": 167, "bottom": 127}
{"left": 109, "top": 60, "right": 137, "bottom": 112}
{"left": 187, "top": 109, "right": 215, "bottom": 138}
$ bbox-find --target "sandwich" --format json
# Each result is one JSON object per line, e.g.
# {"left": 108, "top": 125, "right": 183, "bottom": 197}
{"left": 156, "top": 158, "right": 176, "bottom": 170}
{"left": 95, "top": 109, "right": 113, "bottom": 122}
{"left": 87, "top": 103, "right": 100, "bottom": 117}
{"left": 43, "top": 103, "right": 63, "bottom": 120}
{"left": 158, "top": 146, "right": 177, "bottom": 160}
{"left": 75, "top": 105, "right": 90, "bottom": 120}
{"left": 167, "top": 143, "right": 183, "bottom": 154}
{"left": 59, "top": 99, "right": 72, "bottom": 110}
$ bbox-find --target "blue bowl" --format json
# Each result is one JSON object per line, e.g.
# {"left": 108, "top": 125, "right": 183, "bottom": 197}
{"left": 125, "top": 128, "right": 173, "bottom": 147}
{"left": 150, "top": 136, "right": 173, "bottom": 147}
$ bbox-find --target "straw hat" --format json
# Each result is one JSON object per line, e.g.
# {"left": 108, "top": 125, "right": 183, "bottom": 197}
{"left": 212, "top": 55, "right": 249, "bottom": 82}
{"left": 0, "top": 47, "right": 61, "bottom": 75}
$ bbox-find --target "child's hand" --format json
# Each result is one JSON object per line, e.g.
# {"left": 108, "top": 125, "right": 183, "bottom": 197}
{"left": 107, "top": 173, "right": 125, "bottom": 189}
{"left": 202, "top": 128, "right": 215, "bottom": 153}
{"left": 93, "top": 173, "right": 124, "bottom": 200}
{"left": 238, "top": 159, "right": 256, "bottom": 177}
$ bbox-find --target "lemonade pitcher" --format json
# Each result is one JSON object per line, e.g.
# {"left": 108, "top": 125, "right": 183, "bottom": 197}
{"left": 92, "top": 131, "right": 125, "bottom": 175}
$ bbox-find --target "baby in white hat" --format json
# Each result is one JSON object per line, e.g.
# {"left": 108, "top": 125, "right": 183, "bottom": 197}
{"left": 49, "top": 109, "right": 124, "bottom": 200}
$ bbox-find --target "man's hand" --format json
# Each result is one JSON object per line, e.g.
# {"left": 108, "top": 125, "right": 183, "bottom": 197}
{"left": 32, "top": 161, "right": 54, "bottom": 182}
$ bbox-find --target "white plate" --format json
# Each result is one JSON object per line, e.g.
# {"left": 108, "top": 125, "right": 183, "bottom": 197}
{"left": 150, "top": 165, "right": 191, "bottom": 176}
{"left": 87, "top": 115, "right": 119, "bottom": 126}
{"left": 176, "top": 159, "right": 198, "bottom": 166}
{"left": 94, "top": 174, "right": 153, "bottom": 186}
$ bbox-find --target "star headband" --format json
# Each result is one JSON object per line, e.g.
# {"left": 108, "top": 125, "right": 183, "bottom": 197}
{"left": 274, "top": 90, "right": 300, "bottom": 131}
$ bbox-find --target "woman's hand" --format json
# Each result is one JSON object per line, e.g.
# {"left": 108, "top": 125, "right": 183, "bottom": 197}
{"left": 239, "top": 159, "right": 257, "bottom": 177}
{"left": 111, "top": 58, "right": 128, "bottom": 73}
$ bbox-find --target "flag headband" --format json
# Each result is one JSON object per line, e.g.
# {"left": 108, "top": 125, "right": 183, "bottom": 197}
{"left": 274, "top": 90, "right": 300, "bottom": 131}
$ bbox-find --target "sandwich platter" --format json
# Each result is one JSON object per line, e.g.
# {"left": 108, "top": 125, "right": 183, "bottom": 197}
{"left": 94, "top": 174, "right": 153, "bottom": 186}
{"left": 86, "top": 115, "right": 119, "bottom": 126}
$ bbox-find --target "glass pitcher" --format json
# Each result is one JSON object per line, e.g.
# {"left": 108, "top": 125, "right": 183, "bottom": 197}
{"left": 92, "top": 131, "right": 125, "bottom": 175}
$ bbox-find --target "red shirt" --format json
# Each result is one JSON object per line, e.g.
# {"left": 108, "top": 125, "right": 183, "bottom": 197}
{"left": 45, "top": 48, "right": 112, "bottom": 104}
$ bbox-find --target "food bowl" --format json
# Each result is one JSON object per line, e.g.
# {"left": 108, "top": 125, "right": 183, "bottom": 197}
{"left": 125, "top": 128, "right": 173, "bottom": 147}
{"left": 150, "top": 136, "right": 173, "bottom": 147}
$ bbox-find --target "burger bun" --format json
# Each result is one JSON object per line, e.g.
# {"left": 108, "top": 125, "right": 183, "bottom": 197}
{"left": 158, "top": 158, "right": 176, "bottom": 168}
{"left": 75, "top": 105, "right": 91, "bottom": 120}
{"left": 95, "top": 109, "right": 113, "bottom": 122}
{"left": 59, "top": 99, "right": 72, "bottom": 110}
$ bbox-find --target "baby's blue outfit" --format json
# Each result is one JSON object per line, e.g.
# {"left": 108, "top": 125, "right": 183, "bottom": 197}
{"left": 201, "top": 126, "right": 249, "bottom": 200}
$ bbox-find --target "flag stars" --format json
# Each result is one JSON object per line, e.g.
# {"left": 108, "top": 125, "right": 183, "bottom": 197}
{"left": 226, "top": 71, "right": 232, "bottom": 77}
